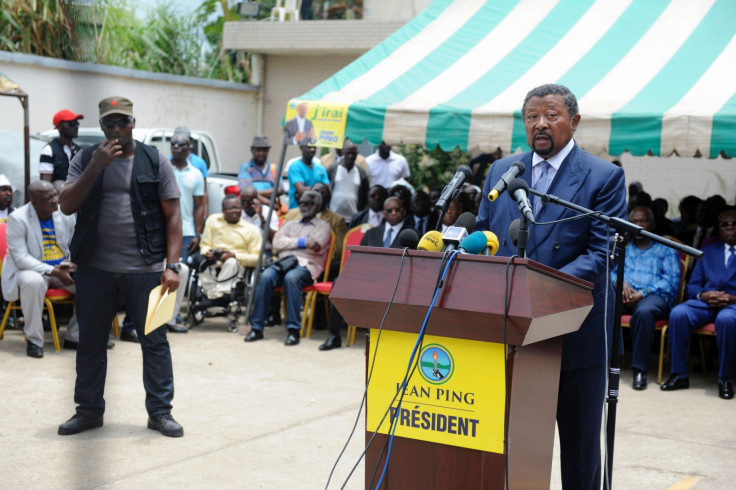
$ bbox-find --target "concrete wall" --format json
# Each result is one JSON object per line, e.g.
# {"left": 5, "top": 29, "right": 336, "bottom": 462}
{"left": 0, "top": 52, "right": 259, "bottom": 173}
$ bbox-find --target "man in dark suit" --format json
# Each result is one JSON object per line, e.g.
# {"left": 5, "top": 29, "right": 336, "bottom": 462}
{"left": 283, "top": 101, "right": 316, "bottom": 146}
{"left": 348, "top": 184, "right": 387, "bottom": 230}
{"left": 476, "top": 83, "right": 626, "bottom": 489}
{"left": 360, "top": 196, "right": 414, "bottom": 248}
{"left": 410, "top": 190, "right": 439, "bottom": 235}
{"left": 662, "top": 207, "right": 736, "bottom": 400}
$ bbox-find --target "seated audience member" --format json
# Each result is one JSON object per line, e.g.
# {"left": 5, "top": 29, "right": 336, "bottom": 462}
{"left": 662, "top": 207, "right": 736, "bottom": 400}
{"left": 326, "top": 139, "right": 369, "bottom": 223}
{"left": 691, "top": 197, "right": 724, "bottom": 251}
{"left": 0, "top": 174, "right": 15, "bottom": 222}
{"left": 462, "top": 183, "right": 483, "bottom": 214}
{"left": 440, "top": 191, "right": 475, "bottom": 232}
{"left": 191, "top": 195, "right": 261, "bottom": 304}
{"left": 237, "top": 136, "right": 284, "bottom": 205}
{"left": 240, "top": 185, "right": 278, "bottom": 258}
{"left": 245, "top": 190, "right": 331, "bottom": 346}
{"left": 283, "top": 183, "right": 347, "bottom": 272}
{"left": 628, "top": 190, "right": 652, "bottom": 214}
{"left": 652, "top": 197, "right": 675, "bottom": 237}
{"left": 1, "top": 181, "right": 77, "bottom": 357}
{"left": 673, "top": 195, "right": 702, "bottom": 244}
{"left": 389, "top": 183, "right": 413, "bottom": 219}
{"left": 429, "top": 186, "right": 443, "bottom": 210}
{"left": 349, "top": 184, "right": 387, "bottom": 229}
{"left": 612, "top": 207, "right": 680, "bottom": 390}
{"left": 469, "top": 148, "right": 502, "bottom": 188}
{"left": 410, "top": 190, "right": 438, "bottom": 236}
{"left": 320, "top": 196, "right": 412, "bottom": 352}
{"left": 287, "top": 144, "right": 330, "bottom": 209}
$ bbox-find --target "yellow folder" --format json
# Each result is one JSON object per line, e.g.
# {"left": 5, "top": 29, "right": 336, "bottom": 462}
{"left": 144, "top": 285, "right": 176, "bottom": 335}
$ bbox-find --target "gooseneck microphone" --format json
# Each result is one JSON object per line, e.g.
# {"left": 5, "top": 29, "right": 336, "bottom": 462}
{"left": 488, "top": 161, "right": 525, "bottom": 201}
{"left": 417, "top": 230, "right": 444, "bottom": 252}
{"left": 507, "top": 178, "right": 536, "bottom": 224}
{"left": 435, "top": 165, "right": 472, "bottom": 211}
{"left": 442, "top": 212, "right": 477, "bottom": 252}
{"left": 398, "top": 228, "right": 419, "bottom": 249}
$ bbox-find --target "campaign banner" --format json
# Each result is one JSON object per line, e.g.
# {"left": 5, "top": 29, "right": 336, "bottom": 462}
{"left": 283, "top": 99, "right": 348, "bottom": 149}
{"left": 366, "top": 329, "right": 507, "bottom": 454}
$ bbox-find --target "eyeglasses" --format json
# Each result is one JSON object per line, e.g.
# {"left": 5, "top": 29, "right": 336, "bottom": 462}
{"left": 61, "top": 120, "right": 80, "bottom": 127}
{"left": 223, "top": 206, "right": 242, "bottom": 211}
{"left": 719, "top": 220, "right": 736, "bottom": 228}
{"left": 100, "top": 116, "right": 134, "bottom": 129}
{"left": 170, "top": 141, "right": 190, "bottom": 148}
{"left": 385, "top": 207, "right": 403, "bottom": 214}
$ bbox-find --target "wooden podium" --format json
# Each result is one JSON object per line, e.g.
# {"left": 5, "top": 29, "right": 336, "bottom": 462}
{"left": 330, "top": 247, "right": 594, "bottom": 489}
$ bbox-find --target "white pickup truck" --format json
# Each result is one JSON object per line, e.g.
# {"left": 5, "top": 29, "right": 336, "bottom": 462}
{"left": 35, "top": 127, "right": 237, "bottom": 213}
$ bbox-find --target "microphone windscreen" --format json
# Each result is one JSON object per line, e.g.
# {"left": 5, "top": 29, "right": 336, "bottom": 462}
{"left": 459, "top": 231, "right": 488, "bottom": 254}
{"left": 454, "top": 212, "right": 477, "bottom": 234}
{"left": 508, "top": 219, "right": 521, "bottom": 247}
{"left": 398, "top": 228, "right": 419, "bottom": 249}
{"left": 417, "top": 230, "right": 444, "bottom": 252}
{"left": 482, "top": 231, "right": 499, "bottom": 256}
{"left": 507, "top": 178, "right": 529, "bottom": 196}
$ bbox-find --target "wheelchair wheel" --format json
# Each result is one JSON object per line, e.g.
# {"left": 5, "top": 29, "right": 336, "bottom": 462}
{"left": 187, "top": 274, "right": 206, "bottom": 327}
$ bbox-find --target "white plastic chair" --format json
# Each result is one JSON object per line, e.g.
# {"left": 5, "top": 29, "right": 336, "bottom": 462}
{"left": 270, "top": 0, "right": 301, "bottom": 21}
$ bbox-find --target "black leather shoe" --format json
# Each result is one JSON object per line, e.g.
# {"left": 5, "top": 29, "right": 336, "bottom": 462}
{"left": 166, "top": 323, "right": 189, "bottom": 333}
{"left": 265, "top": 312, "right": 282, "bottom": 327}
{"left": 26, "top": 342, "right": 43, "bottom": 358}
{"left": 147, "top": 414, "right": 183, "bottom": 437}
{"left": 718, "top": 379, "right": 734, "bottom": 400}
{"left": 319, "top": 334, "right": 342, "bottom": 351}
{"left": 633, "top": 370, "right": 647, "bottom": 390}
{"left": 660, "top": 374, "right": 690, "bottom": 391}
{"left": 285, "top": 329, "right": 300, "bottom": 346}
{"left": 120, "top": 330, "right": 139, "bottom": 343}
{"left": 107, "top": 341, "right": 115, "bottom": 349}
{"left": 244, "top": 329, "right": 264, "bottom": 342}
{"left": 58, "top": 414, "right": 103, "bottom": 435}
{"left": 63, "top": 339, "right": 79, "bottom": 350}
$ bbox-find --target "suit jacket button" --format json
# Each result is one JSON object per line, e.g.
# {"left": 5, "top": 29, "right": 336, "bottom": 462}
{"left": 554, "top": 242, "right": 561, "bottom": 250}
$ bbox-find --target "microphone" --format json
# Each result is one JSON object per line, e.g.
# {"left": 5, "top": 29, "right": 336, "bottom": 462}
{"left": 508, "top": 219, "right": 521, "bottom": 247}
{"left": 507, "top": 178, "right": 535, "bottom": 224}
{"left": 488, "top": 161, "right": 525, "bottom": 201}
{"left": 434, "top": 165, "right": 472, "bottom": 211}
{"left": 482, "top": 231, "right": 499, "bottom": 256}
{"left": 458, "top": 231, "right": 488, "bottom": 255}
{"left": 398, "top": 229, "right": 419, "bottom": 249}
{"left": 442, "top": 212, "right": 476, "bottom": 252}
{"left": 417, "top": 230, "right": 444, "bottom": 252}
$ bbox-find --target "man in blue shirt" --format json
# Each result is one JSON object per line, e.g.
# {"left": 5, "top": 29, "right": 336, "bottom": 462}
{"left": 612, "top": 206, "right": 680, "bottom": 390}
{"left": 237, "top": 136, "right": 283, "bottom": 205}
{"left": 287, "top": 144, "right": 330, "bottom": 209}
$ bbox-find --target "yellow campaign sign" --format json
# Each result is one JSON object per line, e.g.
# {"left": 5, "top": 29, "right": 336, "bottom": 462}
{"left": 367, "top": 330, "right": 507, "bottom": 454}
{"left": 283, "top": 99, "right": 348, "bottom": 149}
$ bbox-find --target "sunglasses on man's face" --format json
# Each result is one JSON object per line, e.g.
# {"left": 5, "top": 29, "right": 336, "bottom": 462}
{"left": 100, "top": 116, "right": 134, "bottom": 130}
{"left": 61, "top": 120, "right": 80, "bottom": 127}
{"left": 719, "top": 220, "right": 736, "bottom": 228}
{"left": 171, "top": 141, "right": 190, "bottom": 148}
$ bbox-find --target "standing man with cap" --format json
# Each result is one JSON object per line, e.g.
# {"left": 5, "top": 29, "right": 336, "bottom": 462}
{"left": 58, "top": 96, "right": 184, "bottom": 437}
{"left": 40, "top": 109, "right": 84, "bottom": 182}
{"left": 237, "top": 136, "right": 284, "bottom": 205}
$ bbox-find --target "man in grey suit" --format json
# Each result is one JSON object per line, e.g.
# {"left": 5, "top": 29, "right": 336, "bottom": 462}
{"left": 1, "top": 180, "right": 78, "bottom": 358}
{"left": 283, "top": 101, "right": 316, "bottom": 146}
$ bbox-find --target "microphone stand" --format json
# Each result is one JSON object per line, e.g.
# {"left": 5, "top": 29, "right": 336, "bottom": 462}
{"left": 516, "top": 215, "right": 529, "bottom": 258}
{"left": 527, "top": 188, "right": 702, "bottom": 490}
{"left": 434, "top": 189, "right": 460, "bottom": 232}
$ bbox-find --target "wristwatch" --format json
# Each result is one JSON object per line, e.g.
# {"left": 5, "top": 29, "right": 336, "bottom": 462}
{"left": 165, "top": 262, "right": 182, "bottom": 274}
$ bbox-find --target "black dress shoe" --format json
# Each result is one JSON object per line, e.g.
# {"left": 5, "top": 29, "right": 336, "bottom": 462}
{"left": 147, "top": 414, "right": 184, "bottom": 437}
{"left": 718, "top": 379, "right": 734, "bottom": 400}
{"left": 63, "top": 339, "right": 79, "bottom": 350}
{"left": 632, "top": 370, "right": 647, "bottom": 390}
{"left": 165, "top": 323, "right": 189, "bottom": 333}
{"left": 244, "top": 329, "right": 264, "bottom": 342}
{"left": 319, "top": 334, "right": 342, "bottom": 351}
{"left": 660, "top": 374, "right": 690, "bottom": 391}
{"left": 107, "top": 341, "right": 115, "bottom": 349}
{"left": 120, "top": 330, "right": 139, "bottom": 343}
{"left": 285, "top": 329, "right": 300, "bottom": 346}
{"left": 58, "top": 414, "right": 103, "bottom": 435}
{"left": 26, "top": 342, "right": 43, "bottom": 358}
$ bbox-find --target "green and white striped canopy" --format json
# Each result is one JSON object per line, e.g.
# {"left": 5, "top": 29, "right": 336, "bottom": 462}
{"left": 295, "top": 0, "right": 736, "bottom": 158}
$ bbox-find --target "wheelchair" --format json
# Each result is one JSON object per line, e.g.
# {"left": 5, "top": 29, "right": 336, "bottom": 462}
{"left": 186, "top": 262, "right": 256, "bottom": 332}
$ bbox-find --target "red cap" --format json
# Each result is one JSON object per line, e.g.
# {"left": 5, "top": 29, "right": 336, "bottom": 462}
{"left": 53, "top": 109, "right": 84, "bottom": 127}
{"left": 224, "top": 185, "right": 240, "bottom": 197}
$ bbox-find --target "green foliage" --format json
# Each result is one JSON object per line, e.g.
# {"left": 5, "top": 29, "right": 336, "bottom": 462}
{"left": 398, "top": 144, "right": 472, "bottom": 192}
{"left": 0, "top": 0, "right": 83, "bottom": 59}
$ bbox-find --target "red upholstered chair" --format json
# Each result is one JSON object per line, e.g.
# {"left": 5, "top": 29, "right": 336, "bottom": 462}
{"left": 301, "top": 224, "right": 370, "bottom": 340}
{"left": 621, "top": 249, "right": 690, "bottom": 384}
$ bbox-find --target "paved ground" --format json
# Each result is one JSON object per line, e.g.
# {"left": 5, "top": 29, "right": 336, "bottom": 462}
{"left": 0, "top": 314, "right": 734, "bottom": 489}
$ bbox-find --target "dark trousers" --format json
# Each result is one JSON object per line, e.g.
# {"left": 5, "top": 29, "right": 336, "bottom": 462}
{"left": 74, "top": 267, "right": 174, "bottom": 418}
{"left": 622, "top": 295, "right": 670, "bottom": 373}
{"left": 556, "top": 364, "right": 606, "bottom": 490}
